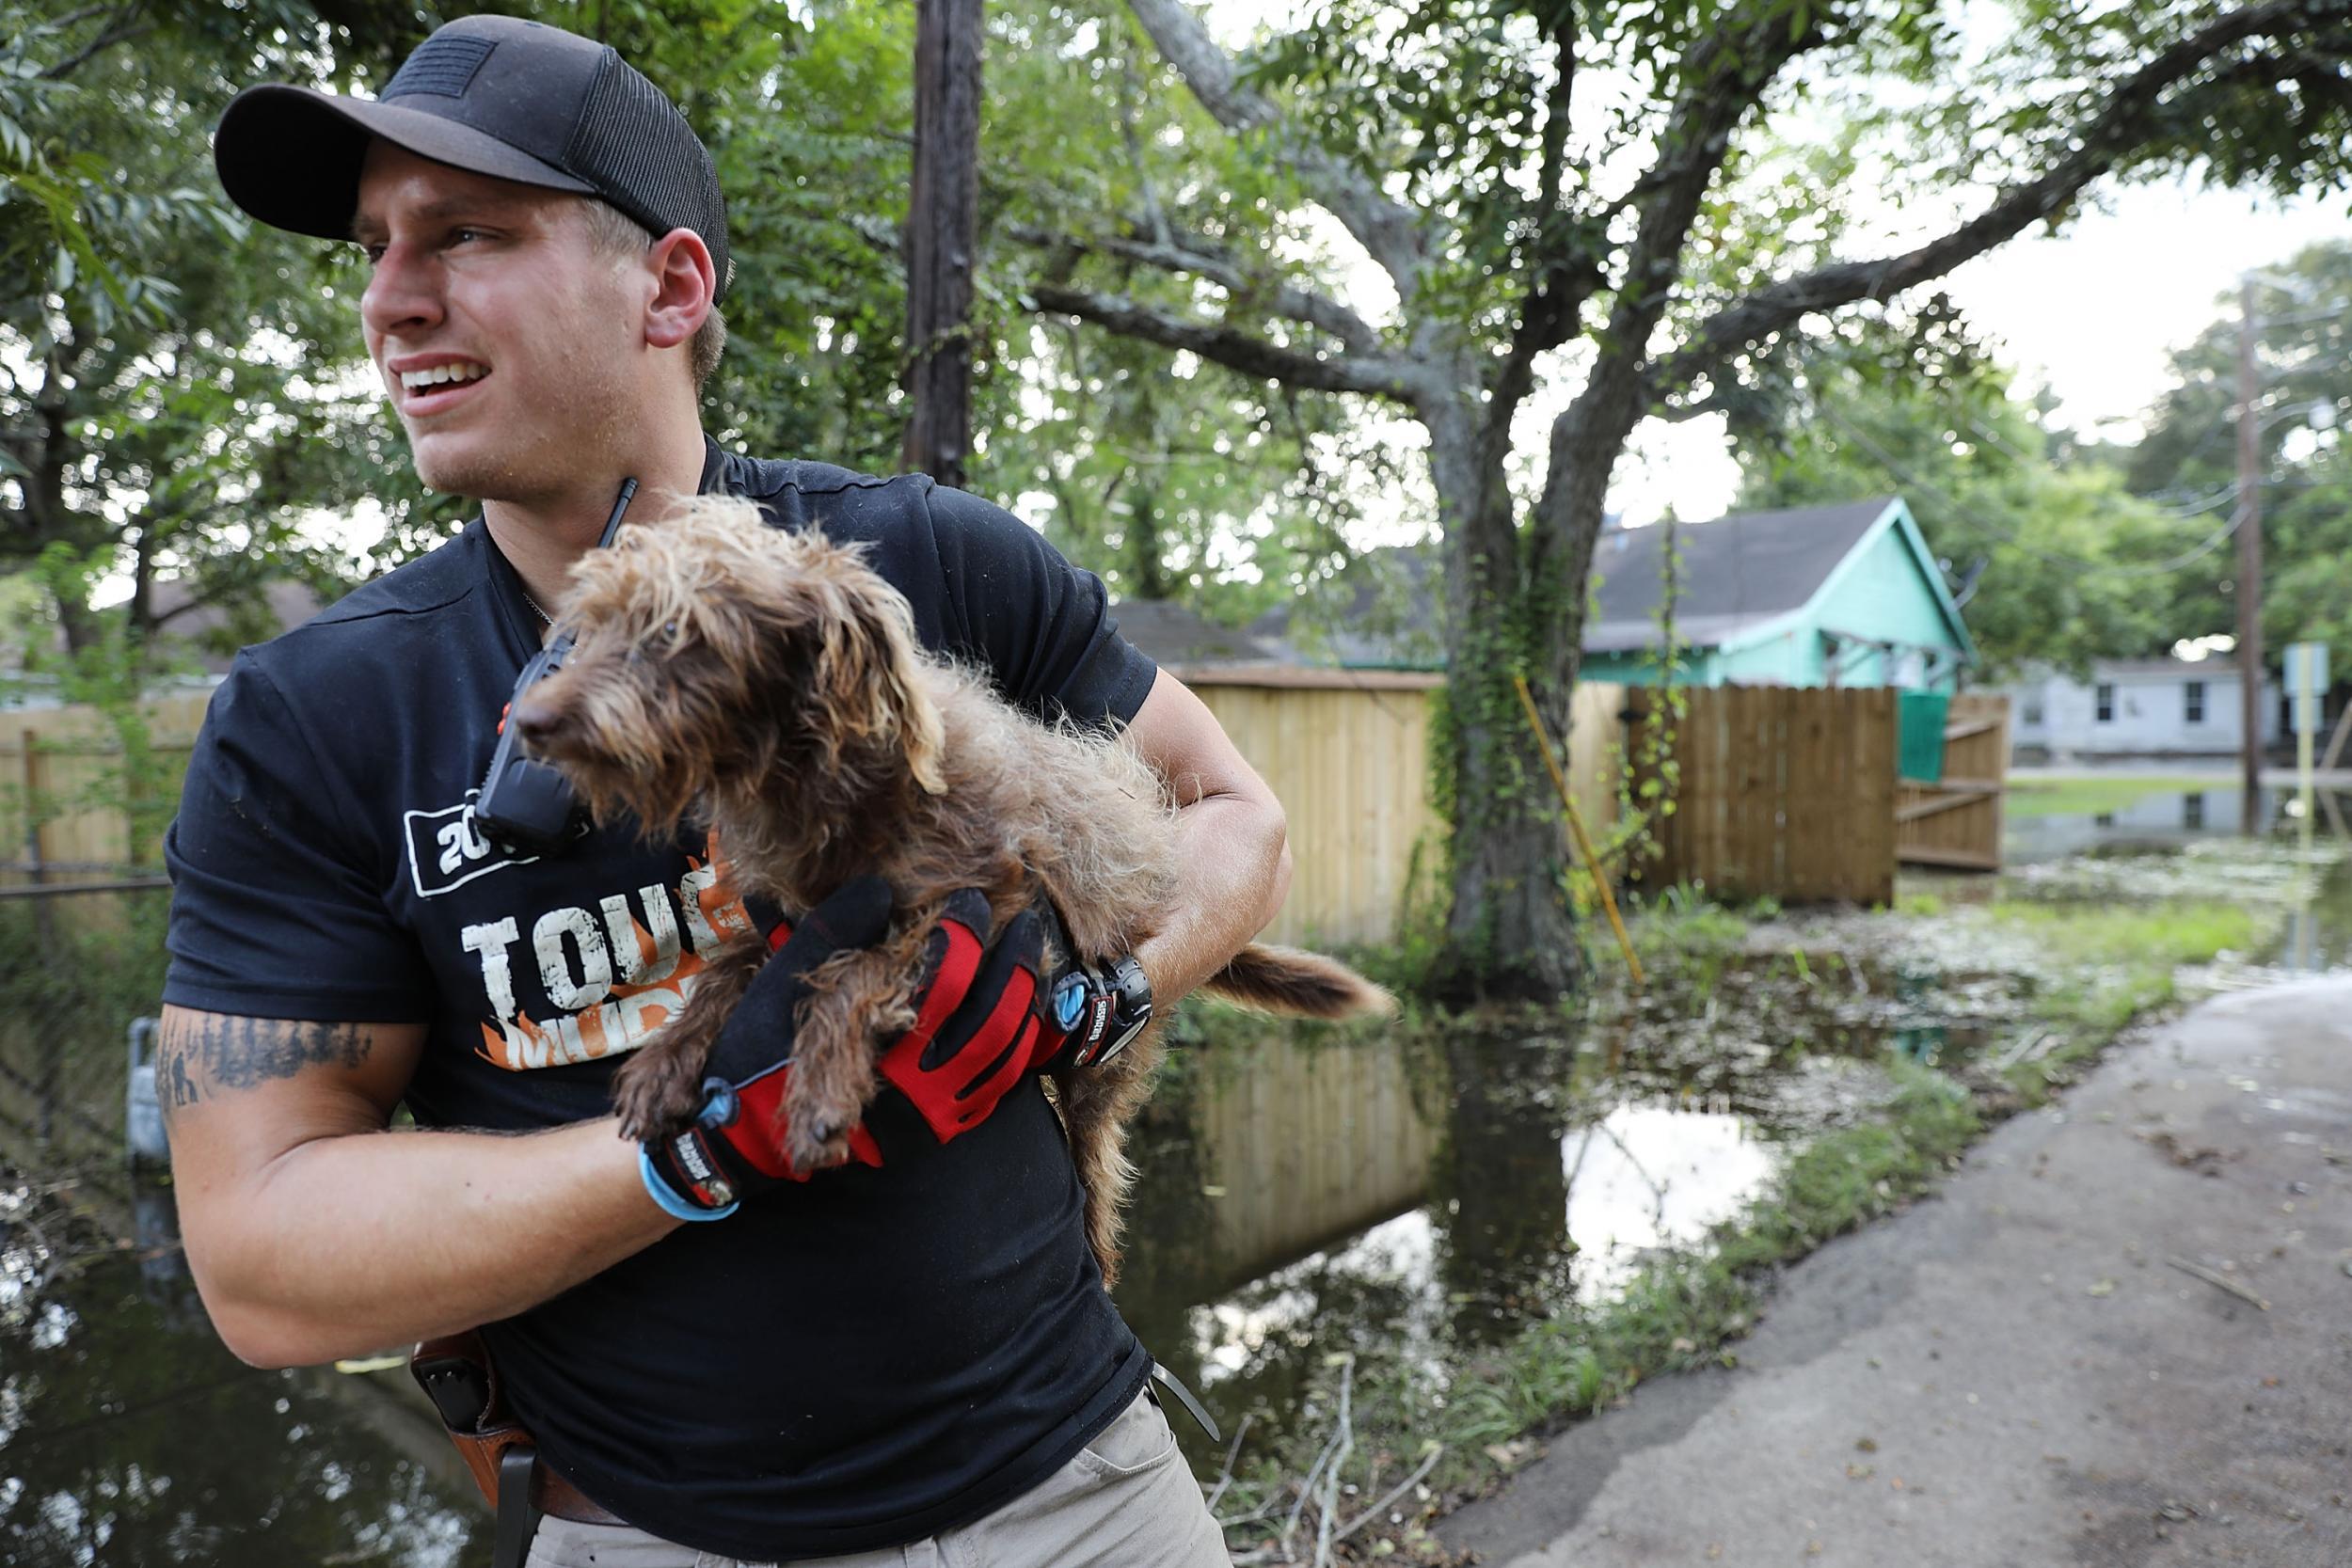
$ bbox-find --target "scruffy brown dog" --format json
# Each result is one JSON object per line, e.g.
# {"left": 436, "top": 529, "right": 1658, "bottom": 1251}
{"left": 512, "top": 493, "right": 1392, "bottom": 1282}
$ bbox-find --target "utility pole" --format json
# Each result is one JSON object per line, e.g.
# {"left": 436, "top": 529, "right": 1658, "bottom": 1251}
{"left": 901, "top": 0, "right": 984, "bottom": 488}
{"left": 2237, "top": 277, "right": 2265, "bottom": 831}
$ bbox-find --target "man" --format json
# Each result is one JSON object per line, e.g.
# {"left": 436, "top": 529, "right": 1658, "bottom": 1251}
{"left": 162, "top": 15, "right": 1282, "bottom": 1566}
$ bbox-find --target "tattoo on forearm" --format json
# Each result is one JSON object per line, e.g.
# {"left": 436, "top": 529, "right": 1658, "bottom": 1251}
{"left": 156, "top": 1014, "right": 370, "bottom": 1113}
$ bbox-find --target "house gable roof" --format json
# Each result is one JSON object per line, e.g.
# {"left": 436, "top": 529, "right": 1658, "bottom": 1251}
{"left": 1250, "top": 494, "right": 1974, "bottom": 669}
{"left": 1806, "top": 498, "right": 1978, "bottom": 663}
{"left": 1585, "top": 497, "right": 1899, "bottom": 654}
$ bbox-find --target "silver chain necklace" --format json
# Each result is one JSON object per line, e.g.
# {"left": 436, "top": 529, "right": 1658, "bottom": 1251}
{"left": 521, "top": 590, "right": 553, "bottom": 626}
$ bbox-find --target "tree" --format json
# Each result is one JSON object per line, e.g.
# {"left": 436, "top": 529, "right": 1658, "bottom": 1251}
{"left": 998, "top": 325, "right": 1386, "bottom": 617}
{"left": 2109, "top": 241, "right": 2352, "bottom": 659}
{"left": 993, "top": 0, "right": 2352, "bottom": 1000}
{"left": 0, "top": 0, "right": 471, "bottom": 686}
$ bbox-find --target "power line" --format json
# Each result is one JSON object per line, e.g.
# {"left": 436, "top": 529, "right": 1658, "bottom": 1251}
{"left": 1962, "top": 413, "right": 2247, "bottom": 522}
{"left": 2137, "top": 398, "right": 2339, "bottom": 511}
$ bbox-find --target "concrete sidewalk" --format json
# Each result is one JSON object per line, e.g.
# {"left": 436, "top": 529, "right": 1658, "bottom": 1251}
{"left": 1438, "top": 980, "right": 2352, "bottom": 1568}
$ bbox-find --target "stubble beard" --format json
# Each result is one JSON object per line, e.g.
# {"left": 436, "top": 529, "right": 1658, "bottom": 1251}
{"left": 403, "top": 326, "right": 642, "bottom": 507}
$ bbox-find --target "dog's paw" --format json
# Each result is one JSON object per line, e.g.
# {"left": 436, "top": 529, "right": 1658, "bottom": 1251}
{"left": 782, "top": 1103, "right": 855, "bottom": 1173}
{"left": 611, "top": 1053, "right": 707, "bottom": 1142}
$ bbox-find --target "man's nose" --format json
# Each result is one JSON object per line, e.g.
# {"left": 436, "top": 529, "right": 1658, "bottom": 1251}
{"left": 359, "top": 243, "right": 445, "bottom": 341}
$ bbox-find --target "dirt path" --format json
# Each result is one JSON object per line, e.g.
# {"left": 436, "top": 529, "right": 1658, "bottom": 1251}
{"left": 1438, "top": 978, "right": 2352, "bottom": 1568}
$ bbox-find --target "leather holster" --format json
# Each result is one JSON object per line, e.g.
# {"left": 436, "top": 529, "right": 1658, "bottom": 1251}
{"left": 410, "top": 1330, "right": 541, "bottom": 1568}
{"left": 411, "top": 1329, "right": 534, "bottom": 1507}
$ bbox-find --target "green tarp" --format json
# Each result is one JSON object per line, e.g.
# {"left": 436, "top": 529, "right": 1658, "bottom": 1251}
{"left": 1898, "top": 689, "right": 1951, "bottom": 784}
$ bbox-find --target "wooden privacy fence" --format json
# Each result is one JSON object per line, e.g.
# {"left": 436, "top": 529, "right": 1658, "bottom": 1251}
{"left": 1624, "top": 685, "right": 1901, "bottom": 906}
{"left": 2, "top": 693, "right": 211, "bottom": 890}
{"left": 8, "top": 676, "right": 2002, "bottom": 936}
{"left": 1895, "top": 693, "right": 2011, "bottom": 872}
{"left": 1176, "top": 667, "right": 1622, "bottom": 946}
{"left": 6, "top": 674, "right": 1624, "bottom": 945}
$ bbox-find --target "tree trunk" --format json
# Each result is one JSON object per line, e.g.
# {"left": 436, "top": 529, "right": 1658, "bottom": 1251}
{"left": 1128, "top": 481, "right": 1171, "bottom": 600}
{"left": 899, "top": 0, "right": 984, "bottom": 487}
{"left": 1422, "top": 394, "right": 1591, "bottom": 1005}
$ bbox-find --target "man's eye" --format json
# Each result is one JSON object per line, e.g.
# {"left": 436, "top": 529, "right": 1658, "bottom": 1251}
{"left": 359, "top": 244, "right": 386, "bottom": 265}
{"left": 451, "top": 227, "right": 486, "bottom": 245}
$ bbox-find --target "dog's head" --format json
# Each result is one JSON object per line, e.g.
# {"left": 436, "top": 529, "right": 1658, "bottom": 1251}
{"left": 510, "top": 493, "right": 947, "bottom": 838}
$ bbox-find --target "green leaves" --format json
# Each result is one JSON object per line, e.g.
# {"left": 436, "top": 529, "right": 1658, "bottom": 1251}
{"left": 1, "top": 0, "right": 423, "bottom": 686}
{"left": 1721, "top": 307, "right": 2230, "bottom": 677}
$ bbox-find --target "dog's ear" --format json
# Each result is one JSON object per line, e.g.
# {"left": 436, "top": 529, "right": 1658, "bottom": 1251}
{"left": 774, "top": 533, "right": 948, "bottom": 797}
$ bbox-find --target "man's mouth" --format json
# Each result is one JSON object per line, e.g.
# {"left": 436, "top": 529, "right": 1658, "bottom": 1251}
{"left": 389, "top": 357, "right": 492, "bottom": 414}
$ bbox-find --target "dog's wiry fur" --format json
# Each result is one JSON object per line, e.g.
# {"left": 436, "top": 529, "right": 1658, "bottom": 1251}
{"left": 516, "top": 493, "right": 1392, "bottom": 1282}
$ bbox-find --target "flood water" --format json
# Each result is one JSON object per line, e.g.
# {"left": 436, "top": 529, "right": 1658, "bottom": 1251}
{"left": 1110, "top": 947, "right": 2041, "bottom": 1471}
{"left": 2005, "top": 779, "right": 2335, "bottom": 864}
{"left": 0, "top": 1207, "right": 481, "bottom": 1565}
{"left": 6, "top": 789, "right": 2351, "bottom": 1560}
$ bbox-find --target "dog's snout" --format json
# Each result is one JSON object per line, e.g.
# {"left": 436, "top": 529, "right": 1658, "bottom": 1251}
{"left": 509, "top": 697, "right": 568, "bottom": 746}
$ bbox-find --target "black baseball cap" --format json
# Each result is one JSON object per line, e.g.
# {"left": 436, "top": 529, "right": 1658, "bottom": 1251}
{"left": 213, "top": 14, "right": 729, "bottom": 298}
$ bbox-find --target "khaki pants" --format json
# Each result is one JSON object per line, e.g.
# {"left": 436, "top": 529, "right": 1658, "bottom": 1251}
{"left": 523, "top": 1391, "right": 1231, "bottom": 1568}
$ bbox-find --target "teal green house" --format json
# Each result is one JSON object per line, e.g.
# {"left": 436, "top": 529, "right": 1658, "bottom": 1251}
{"left": 1581, "top": 496, "right": 1975, "bottom": 692}
{"left": 1249, "top": 495, "right": 1975, "bottom": 693}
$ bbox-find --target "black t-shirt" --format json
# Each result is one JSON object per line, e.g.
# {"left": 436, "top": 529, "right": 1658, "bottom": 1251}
{"left": 162, "top": 441, "right": 1161, "bottom": 1560}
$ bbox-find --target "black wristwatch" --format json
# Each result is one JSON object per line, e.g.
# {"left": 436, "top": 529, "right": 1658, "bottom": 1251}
{"left": 1049, "top": 953, "right": 1153, "bottom": 1069}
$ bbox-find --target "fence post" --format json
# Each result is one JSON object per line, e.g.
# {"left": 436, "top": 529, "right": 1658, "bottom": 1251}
{"left": 23, "top": 727, "right": 60, "bottom": 1140}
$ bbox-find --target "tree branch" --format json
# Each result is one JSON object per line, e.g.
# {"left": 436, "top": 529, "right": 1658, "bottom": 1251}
{"left": 1123, "top": 0, "right": 1432, "bottom": 295}
{"left": 1653, "top": 0, "right": 2352, "bottom": 400}
{"left": 1536, "top": 0, "right": 1831, "bottom": 550}
{"left": 1002, "top": 222, "right": 1384, "bottom": 355}
{"left": 1486, "top": 15, "right": 1601, "bottom": 459}
{"left": 40, "top": 3, "right": 150, "bottom": 80}
{"left": 146, "top": 574, "right": 250, "bottom": 630}
{"left": 1023, "top": 282, "right": 1429, "bottom": 401}
{"left": 1118, "top": 50, "right": 1173, "bottom": 249}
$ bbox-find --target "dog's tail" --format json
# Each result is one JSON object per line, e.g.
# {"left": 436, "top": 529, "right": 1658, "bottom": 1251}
{"left": 1201, "top": 943, "right": 1396, "bottom": 1020}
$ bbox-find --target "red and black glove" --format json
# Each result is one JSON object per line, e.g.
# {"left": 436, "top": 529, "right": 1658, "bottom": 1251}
{"left": 639, "top": 882, "right": 1077, "bottom": 1220}
{"left": 878, "top": 888, "right": 1074, "bottom": 1143}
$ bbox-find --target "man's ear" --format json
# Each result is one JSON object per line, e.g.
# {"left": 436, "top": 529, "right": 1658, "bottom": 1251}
{"left": 643, "top": 227, "right": 715, "bottom": 352}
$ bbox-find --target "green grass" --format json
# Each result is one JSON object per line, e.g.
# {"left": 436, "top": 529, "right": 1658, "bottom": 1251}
{"left": 1986, "top": 897, "right": 2259, "bottom": 966}
{"left": 2002, "top": 773, "right": 2226, "bottom": 818}
{"left": 1982, "top": 896, "right": 2261, "bottom": 1102}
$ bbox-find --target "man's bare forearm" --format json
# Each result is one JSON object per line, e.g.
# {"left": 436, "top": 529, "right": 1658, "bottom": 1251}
{"left": 160, "top": 1006, "right": 678, "bottom": 1368}
{"left": 233, "top": 1119, "right": 676, "bottom": 1363}
{"left": 1134, "top": 789, "right": 1292, "bottom": 1006}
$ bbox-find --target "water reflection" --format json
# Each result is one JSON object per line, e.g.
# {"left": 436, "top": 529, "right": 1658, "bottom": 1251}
{"left": 1117, "top": 1027, "right": 1789, "bottom": 1465}
{"left": 0, "top": 1180, "right": 484, "bottom": 1567}
{"left": 1561, "top": 1105, "right": 1774, "bottom": 1284}
{"left": 1434, "top": 1037, "right": 1570, "bottom": 1344}
{"left": 2006, "top": 783, "right": 2352, "bottom": 863}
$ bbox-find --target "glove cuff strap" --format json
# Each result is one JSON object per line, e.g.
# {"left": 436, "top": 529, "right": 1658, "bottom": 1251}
{"left": 638, "top": 1139, "right": 740, "bottom": 1222}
